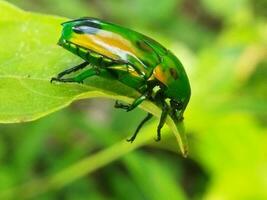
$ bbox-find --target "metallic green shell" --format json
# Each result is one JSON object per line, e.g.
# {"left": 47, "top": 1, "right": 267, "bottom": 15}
{"left": 58, "top": 17, "right": 191, "bottom": 109}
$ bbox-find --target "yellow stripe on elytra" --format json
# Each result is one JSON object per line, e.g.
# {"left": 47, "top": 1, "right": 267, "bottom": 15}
{"left": 96, "top": 31, "right": 137, "bottom": 55}
{"left": 70, "top": 31, "right": 137, "bottom": 60}
{"left": 108, "top": 65, "right": 140, "bottom": 77}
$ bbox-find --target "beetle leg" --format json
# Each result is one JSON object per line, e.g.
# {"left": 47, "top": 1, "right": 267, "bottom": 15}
{"left": 51, "top": 61, "right": 89, "bottom": 82}
{"left": 155, "top": 101, "right": 168, "bottom": 141}
{"left": 126, "top": 113, "right": 153, "bottom": 143}
{"left": 114, "top": 93, "right": 147, "bottom": 111}
{"left": 154, "top": 89, "right": 169, "bottom": 141}
{"left": 114, "top": 92, "right": 149, "bottom": 112}
{"left": 114, "top": 101, "right": 130, "bottom": 110}
{"left": 51, "top": 68, "right": 105, "bottom": 83}
{"left": 114, "top": 80, "right": 157, "bottom": 111}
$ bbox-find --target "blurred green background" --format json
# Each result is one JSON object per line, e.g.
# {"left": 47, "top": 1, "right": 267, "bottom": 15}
{"left": 1, "top": 0, "right": 267, "bottom": 199}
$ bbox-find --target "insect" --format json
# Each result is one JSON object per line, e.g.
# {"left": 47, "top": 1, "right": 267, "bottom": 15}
{"left": 51, "top": 17, "right": 191, "bottom": 142}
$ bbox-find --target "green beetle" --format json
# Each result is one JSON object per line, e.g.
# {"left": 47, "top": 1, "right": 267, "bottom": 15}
{"left": 51, "top": 17, "right": 191, "bottom": 142}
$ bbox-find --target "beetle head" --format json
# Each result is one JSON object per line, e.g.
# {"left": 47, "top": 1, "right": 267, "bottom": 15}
{"left": 167, "top": 86, "right": 190, "bottom": 122}
{"left": 160, "top": 52, "right": 191, "bottom": 122}
{"left": 169, "top": 98, "right": 186, "bottom": 122}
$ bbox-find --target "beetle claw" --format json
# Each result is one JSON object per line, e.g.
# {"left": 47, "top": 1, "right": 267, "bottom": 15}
{"left": 126, "top": 107, "right": 132, "bottom": 112}
{"left": 154, "top": 136, "right": 161, "bottom": 142}
{"left": 50, "top": 77, "right": 58, "bottom": 83}
{"left": 126, "top": 137, "right": 135, "bottom": 143}
{"left": 114, "top": 101, "right": 130, "bottom": 110}
{"left": 114, "top": 100, "right": 119, "bottom": 108}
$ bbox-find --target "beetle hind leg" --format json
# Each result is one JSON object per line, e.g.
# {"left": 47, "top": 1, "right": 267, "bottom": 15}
{"left": 51, "top": 61, "right": 89, "bottom": 82}
{"left": 51, "top": 68, "right": 105, "bottom": 83}
{"left": 127, "top": 113, "right": 153, "bottom": 143}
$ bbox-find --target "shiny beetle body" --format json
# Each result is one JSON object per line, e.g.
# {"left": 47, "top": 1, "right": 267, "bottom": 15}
{"left": 52, "top": 17, "right": 191, "bottom": 142}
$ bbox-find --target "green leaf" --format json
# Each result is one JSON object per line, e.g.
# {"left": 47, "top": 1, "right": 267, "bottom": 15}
{"left": 0, "top": 1, "right": 187, "bottom": 155}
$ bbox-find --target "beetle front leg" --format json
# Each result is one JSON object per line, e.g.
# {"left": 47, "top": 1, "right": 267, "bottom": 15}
{"left": 154, "top": 89, "right": 169, "bottom": 141}
{"left": 127, "top": 113, "right": 153, "bottom": 142}
{"left": 155, "top": 101, "right": 168, "bottom": 141}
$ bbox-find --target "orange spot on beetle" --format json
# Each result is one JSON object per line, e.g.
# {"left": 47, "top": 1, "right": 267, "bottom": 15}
{"left": 169, "top": 68, "right": 179, "bottom": 80}
{"left": 153, "top": 65, "right": 168, "bottom": 85}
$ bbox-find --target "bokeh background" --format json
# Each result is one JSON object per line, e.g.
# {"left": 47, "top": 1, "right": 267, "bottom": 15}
{"left": 1, "top": 0, "right": 267, "bottom": 199}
